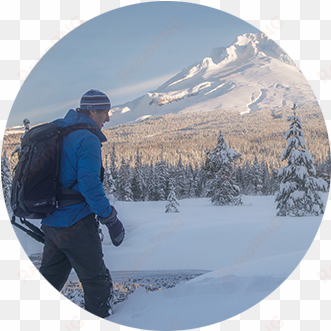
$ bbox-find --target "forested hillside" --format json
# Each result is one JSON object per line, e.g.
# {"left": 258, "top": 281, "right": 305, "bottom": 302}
{"left": 101, "top": 103, "right": 329, "bottom": 169}
{"left": 3, "top": 103, "right": 329, "bottom": 172}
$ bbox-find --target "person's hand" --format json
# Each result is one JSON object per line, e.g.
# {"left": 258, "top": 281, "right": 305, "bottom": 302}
{"left": 105, "top": 220, "right": 125, "bottom": 247}
{"left": 97, "top": 206, "right": 125, "bottom": 247}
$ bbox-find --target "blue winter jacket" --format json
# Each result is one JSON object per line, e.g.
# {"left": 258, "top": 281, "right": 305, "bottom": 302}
{"left": 41, "top": 109, "right": 112, "bottom": 227}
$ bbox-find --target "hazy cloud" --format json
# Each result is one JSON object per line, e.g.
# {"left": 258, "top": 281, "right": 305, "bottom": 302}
{"left": 106, "top": 72, "right": 178, "bottom": 103}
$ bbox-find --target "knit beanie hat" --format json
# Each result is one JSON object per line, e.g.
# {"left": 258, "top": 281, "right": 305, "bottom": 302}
{"left": 80, "top": 89, "right": 111, "bottom": 111}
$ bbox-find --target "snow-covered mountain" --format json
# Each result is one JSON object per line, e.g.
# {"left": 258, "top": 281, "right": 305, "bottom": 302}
{"left": 110, "top": 32, "right": 316, "bottom": 126}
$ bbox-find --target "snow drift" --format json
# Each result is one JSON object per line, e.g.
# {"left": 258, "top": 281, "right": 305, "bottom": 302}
{"left": 12, "top": 195, "right": 327, "bottom": 330}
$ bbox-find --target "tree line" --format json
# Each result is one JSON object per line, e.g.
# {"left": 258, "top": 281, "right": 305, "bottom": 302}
{"left": 101, "top": 142, "right": 330, "bottom": 203}
{"left": 99, "top": 103, "right": 329, "bottom": 170}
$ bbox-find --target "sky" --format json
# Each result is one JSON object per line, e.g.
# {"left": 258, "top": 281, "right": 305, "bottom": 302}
{"left": 7, "top": 1, "right": 260, "bottom": 127}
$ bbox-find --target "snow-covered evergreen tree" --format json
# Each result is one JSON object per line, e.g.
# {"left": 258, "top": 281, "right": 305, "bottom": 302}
{"left": 261, "top": 161, "right": 270, "bottom": 195}
{"left": 117, "top": 157, "right": 133, "bottom": 201}
{"left": 131, "top": 149, "right": 145, "bottom": 201}
{"left": 176, "top": 156, "right": 186, "bottom": 199}
{"left": 242, "top": 161, "right": 254, "bottom": 195}
{"left": 141, "top": 163, "right": 150, "bottom": 200}
{"left": 145, "top": 161, "right": 155, "bottom": 201}
{"left": 252, "top": 156, "right": 263, "bottom": 195}
{"left": 193, "top": 164, "right": 203, "bottom": 198}
{"left": 269, "top": 166, "right": 280, "bottom": 195}
{"left": 316, "top": 149, "right": 331, "bottom": 188}
{"left": 155, "top": 160, "right": 169, "bottom": 201}
{"left": 184, "top": 164, "right": 193, "bottom": 198}
{"left": 165, "top": 178, "right": 179, "bottom": 213}
{"left": 1, "top": 151, "right": 12, "bottom": 214}
{"left": 200, "top": 159, "right": 209, "bottom": 197}
{"left": 275, "top": 112, "right": 327, "bottom": 216}
{"left": 325, "top": 150, "right": 331, "bottom": 187}
{"left": 234, "top": 165, "right": 243, "bottom": 194}
{"left": 110, "top": 144, "right": 119, "bottom": 198}
{"left": 103, "top": 165, "right": 116, "bottom": 203}
{"left": 205, "top": 130, "right": 242, "bottom": 206}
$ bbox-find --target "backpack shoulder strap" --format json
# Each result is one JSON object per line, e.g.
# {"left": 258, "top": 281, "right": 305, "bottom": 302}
{"left": 69, "top": 179, "right": 78, "bottom": 190}
{"left": 59, "top": 123, "right": 98, "bottom": 138}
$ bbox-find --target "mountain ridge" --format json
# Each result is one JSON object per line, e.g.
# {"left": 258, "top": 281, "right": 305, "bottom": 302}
{"left": 110, "top": 32, "right": 316, "bottom": 127}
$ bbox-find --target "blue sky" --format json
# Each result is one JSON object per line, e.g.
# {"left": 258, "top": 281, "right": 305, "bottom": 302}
{"left": 8, "top": 2, "right": 259, "bottom": 127}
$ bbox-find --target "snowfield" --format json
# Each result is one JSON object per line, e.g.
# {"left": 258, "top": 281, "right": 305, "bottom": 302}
{"left": 14, "top": 194, "right": 328, "bottom": 330}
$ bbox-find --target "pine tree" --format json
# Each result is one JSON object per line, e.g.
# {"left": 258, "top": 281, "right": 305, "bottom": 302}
{"left": 200, "top": 159, "right": 209, "bottom": 197}
{"left": 155, "top": 160, "right": 169, "bottom": 201}
{"left": 275, "top": 111, "right": 327, "bottom": 216}
{"left": 165, "top": 178, "right": 180, "bottom": 213}
{"left": 205, "top": 130, "right": 242, "bottom": 206}
{"left": 146, "top": 161, "right": 155, "bottom": 201}
{"left": 317, "top": 149, "right": 331, "bottom": 188}
{"left": 131, "top": 149, "right": 145, "bottom": 201}
{"left": 176, "top": 156, "right": 186, "bottom": 199}
{"left": 270, "top": 166, "right": 280, "bottom": 195}
{"left": 117, "top": 157, "right": 133, "bottom": 201}
{"left": 110, "top": 144, "right": 119, "bottom": 198}
{"left": 141, "top": 163, "right": 150, "bottom": 200}
{"left": 103, "top": 166, "right": 116, "bottom": 202}
{"left": 183, "top": 164, "right": 193, "bottom": 198}
{"left": 252, "top": 156, "right": 263, "bottom": 195}
{"left": 1, "top": 151, "right": 12, "bottom": 214}
{"left": 243, "top": 161, "right": 254, "bottom": 195}
{"left": 261, "top": 161, "right": 270, "bottom": 195}
{"left": 193, "top": 164, "right": 203, "bottom": 198}
{"left": 325, "top": 150, "right": 331, "bottom": 187}
{"left": 234, "top": 164, "right": 244, "bottom": 194}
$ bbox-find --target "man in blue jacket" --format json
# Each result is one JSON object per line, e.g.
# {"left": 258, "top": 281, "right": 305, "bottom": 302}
{"left": 39, "top": 89, "right": 124, "bottom": 318}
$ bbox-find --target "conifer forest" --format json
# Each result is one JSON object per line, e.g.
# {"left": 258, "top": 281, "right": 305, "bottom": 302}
{"left": 2, "top": 103, "right": 330, "bottom": 209}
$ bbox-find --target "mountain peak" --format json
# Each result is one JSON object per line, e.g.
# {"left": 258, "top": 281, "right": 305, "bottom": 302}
{"left": 210, "top": 32, "right": 294, "bottom": 66}
{"left": 110, "top": 32, "right": 314, "bottom": 126}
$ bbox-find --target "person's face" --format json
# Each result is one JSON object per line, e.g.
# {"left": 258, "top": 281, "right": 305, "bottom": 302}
{"left": 89, "top": 109, "right": 110, "bottom": 129}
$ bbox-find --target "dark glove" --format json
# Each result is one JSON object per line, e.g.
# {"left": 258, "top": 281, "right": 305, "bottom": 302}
{"left": 97, "top": 206, "right": 125, "bottom": 247}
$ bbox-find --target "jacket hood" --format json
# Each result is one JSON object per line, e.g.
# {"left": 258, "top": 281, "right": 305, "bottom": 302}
{"left": 52, "top": 109, "right": 107, "bottom": 143}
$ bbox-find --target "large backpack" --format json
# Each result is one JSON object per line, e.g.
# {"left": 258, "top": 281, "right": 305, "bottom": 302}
{"left": 11, "top": 122, "right": 98, "bottom": 221}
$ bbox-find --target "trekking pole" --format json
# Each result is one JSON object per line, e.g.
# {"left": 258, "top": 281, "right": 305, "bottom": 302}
{"left": 20, "top": 218, "right": 45, "bottom": 238}
{"left": 11, "top": 216, "right": 45, "bottom": 244}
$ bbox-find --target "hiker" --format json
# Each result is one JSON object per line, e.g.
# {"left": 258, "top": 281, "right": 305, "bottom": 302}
{"left": 39, "top": 89, "right": 125, "bottom": 318}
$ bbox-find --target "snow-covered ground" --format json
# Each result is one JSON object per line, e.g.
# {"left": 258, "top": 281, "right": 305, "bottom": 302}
{"left": 14, "top": 195, "right": 327, "bottom": 330}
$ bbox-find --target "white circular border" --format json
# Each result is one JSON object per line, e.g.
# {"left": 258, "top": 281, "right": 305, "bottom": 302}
{"left": 0, "top": 1, "right": 330, "bottom": 330}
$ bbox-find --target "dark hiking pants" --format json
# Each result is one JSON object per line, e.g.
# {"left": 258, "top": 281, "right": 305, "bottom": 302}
{"left": 39, "top": 213, "right": 112, "bottom": 318}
